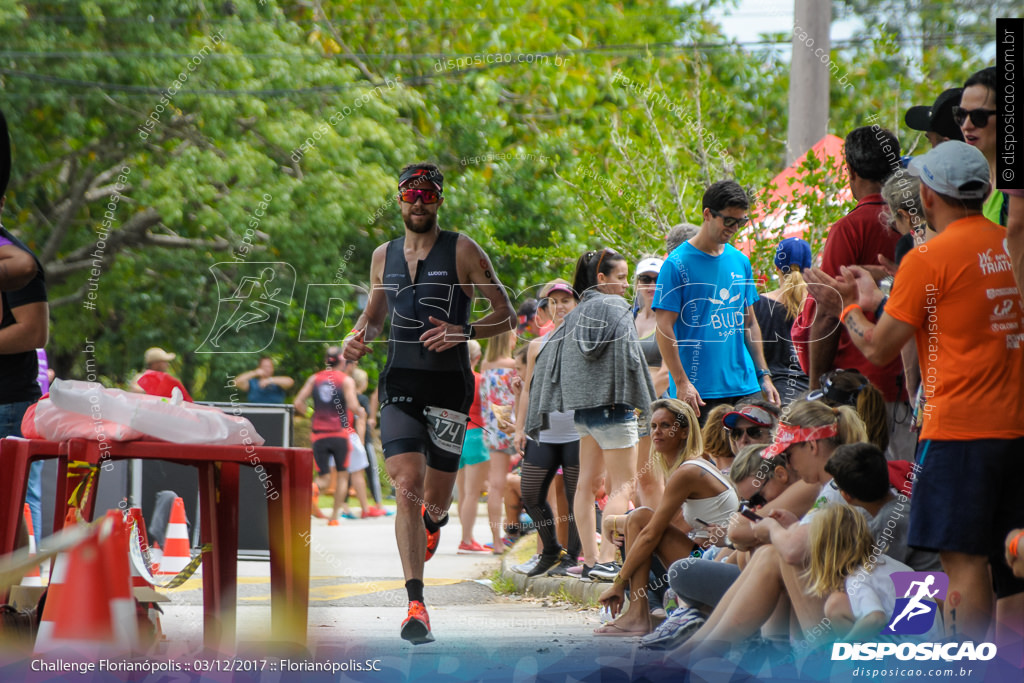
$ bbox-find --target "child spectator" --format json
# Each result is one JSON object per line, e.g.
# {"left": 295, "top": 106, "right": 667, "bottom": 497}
{"left": 806, "top": 504, "right": 943, "bottom": 641}
{"left": 825, "top": 443, "right": 940, "bottom": 571}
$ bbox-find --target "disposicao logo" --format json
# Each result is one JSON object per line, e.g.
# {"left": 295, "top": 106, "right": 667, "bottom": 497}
{"left": 831, "top": 571, "right": 998, "bottom": 662}
{"left": 885, "top": 571, "right": 947, "bottom": 635}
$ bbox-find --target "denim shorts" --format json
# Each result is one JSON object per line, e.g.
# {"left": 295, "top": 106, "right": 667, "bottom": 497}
{"left": 573, "top": 404, "right": 639, "bottom": 450}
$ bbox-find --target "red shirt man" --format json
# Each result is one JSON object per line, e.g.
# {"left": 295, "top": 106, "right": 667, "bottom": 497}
{"left": 131, "top": 347, "right": 192, "bottom": 401}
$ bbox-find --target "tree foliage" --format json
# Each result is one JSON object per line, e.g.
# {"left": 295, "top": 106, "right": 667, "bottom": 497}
{"left": 0, "top": 0, "right": 998, "bottom": 397}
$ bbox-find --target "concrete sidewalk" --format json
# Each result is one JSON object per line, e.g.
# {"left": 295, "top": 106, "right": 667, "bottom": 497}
{"left": 498, "top": 538, "right": 614, "bottom": 607}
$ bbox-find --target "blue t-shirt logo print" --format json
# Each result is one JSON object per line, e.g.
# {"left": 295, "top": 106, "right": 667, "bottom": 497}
{"left": 884, "top": 571, "right": 948, "bottom": 635}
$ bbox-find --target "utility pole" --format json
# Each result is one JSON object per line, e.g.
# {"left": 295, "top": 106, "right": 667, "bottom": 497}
{"left": 786, "top": 0, "right": 832, "bottom": 164}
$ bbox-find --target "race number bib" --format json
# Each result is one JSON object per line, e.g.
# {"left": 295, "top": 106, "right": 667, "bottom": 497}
{"left": 423, "top": 406, "right": 469, "bottom": 455}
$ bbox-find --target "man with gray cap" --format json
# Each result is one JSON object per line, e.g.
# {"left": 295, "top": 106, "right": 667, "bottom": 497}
{"left": 806, "top": 141, "right": 1024, "bottom": 644}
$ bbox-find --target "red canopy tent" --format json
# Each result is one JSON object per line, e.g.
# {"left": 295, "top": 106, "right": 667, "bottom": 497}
{"left": 734, "top": 134, "right": 851, "bottom": 258}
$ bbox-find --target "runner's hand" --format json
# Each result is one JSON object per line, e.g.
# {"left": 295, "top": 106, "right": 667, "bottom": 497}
{"left": 342, "top": 329, "right": 370, "bottom": 360}
{"left": 421, "top": 316, "right": 469, "bottom": 352}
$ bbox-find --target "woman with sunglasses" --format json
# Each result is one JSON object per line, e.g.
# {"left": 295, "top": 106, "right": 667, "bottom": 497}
{"left": 957, "top": 67, "right": 1006, "bottom": 226}
{"left": 718, "top": 400, "right": 778, "bottom": 473}
{"left": 524, "top": 248, "right": 656, "bottom": 581}
{"left": 634, "top": 257, "right": 670, "bottom": 509}
{"left": 595, "top": 398, "right": 739, "bottom": 636}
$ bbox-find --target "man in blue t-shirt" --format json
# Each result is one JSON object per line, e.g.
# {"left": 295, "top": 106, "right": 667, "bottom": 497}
{"left": 652, "top": 180, "right": 780, "bottom": 423}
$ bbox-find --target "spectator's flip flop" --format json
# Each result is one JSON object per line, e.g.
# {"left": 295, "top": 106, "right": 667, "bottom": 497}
{"left": 593, "top": 623, "right": 646, "bottom": 637}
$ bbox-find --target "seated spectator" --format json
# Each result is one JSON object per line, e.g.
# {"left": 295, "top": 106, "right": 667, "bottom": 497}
{"left": 825, "top": 442, "right": 940, "bottom": 571}
{"left": 807, "top": 504, "right": 944, "bottom": 642}
{"left": 643, "top": 443, "right": 807, "bottom": 650}
{"left": 808, "top": 369, "right": 889, "bottom": 454}
{"left": 700, "top": 404, "right": 733, "bottom": 470}
{"left": 595, "top": 399, "right": 739, "bottom": 636}
{"left": 719, "top": 400, "right": 779, "bottom": 473}
{"left": 674, "top": 399, "right": 868, "bottom": 658}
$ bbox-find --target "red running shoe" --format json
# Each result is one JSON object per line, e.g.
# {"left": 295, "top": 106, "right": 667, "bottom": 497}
{"left": 423, "top": 506, "right": 441, "bottom": 562}
{"left": 401, "top": 600, "right": 435, "bottom": 644}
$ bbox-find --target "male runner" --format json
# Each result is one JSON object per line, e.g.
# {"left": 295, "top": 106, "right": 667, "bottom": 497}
{"left": 343, "top": 162, "right": 515, "bottom": 644}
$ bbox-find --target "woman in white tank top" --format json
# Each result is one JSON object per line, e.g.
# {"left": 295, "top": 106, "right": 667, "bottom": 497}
{"left": 594, "top": 398, "right": 739, "bottom": 636}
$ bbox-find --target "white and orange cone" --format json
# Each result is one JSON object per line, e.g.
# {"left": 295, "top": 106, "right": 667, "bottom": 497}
{"left": 35, "top": 512, "right": 138, "bottom": 655}
{"left": 155, "top": 497, "right": 192, "bottom": 578}
{"left": 21, "top": 503, "right": 42, "bottom": 587}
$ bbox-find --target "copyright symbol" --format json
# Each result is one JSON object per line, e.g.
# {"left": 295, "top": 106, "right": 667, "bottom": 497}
{"left": 1004, "top": 168, "right": 1016, "bottom": 183}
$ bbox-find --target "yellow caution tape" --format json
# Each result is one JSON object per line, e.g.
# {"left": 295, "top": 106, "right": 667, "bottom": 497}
{"left": 152, "top": 543, "right": 213, "bottom": 589}
{"left": 66, "top": 461, "right": 100, "bottom": 521}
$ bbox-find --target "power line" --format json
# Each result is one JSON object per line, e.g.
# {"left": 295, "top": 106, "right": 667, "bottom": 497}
{"left": 0, "top": 32, "right": 993, "bottom": 62}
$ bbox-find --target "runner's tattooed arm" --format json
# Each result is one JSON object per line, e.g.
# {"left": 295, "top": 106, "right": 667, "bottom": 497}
{"left": 421, "top": 235, "right": 514, "bottom": 352}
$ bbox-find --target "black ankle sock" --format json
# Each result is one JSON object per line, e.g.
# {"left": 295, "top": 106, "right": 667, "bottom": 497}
{"left": 423, "top": 509, "right": 449, "bottom": 533}
{"left": 406, "top": 579, "right": 425, "bottom": 603}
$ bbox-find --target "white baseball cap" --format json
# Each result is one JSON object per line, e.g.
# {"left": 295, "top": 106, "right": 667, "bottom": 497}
{"left": 636, "top": 257, "right": 664, "bottom": 276}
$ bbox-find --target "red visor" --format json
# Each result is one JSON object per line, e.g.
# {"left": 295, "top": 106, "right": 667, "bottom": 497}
{"left": 762, "top": 421, "right": 839, "bottom": 458}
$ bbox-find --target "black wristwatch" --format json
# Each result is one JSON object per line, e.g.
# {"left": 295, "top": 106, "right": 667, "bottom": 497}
{"left": 463, "top": 323, "right": 477, "bottom": 339}
{"left": 874, "top": 296, "right": 889, "bottom": 320}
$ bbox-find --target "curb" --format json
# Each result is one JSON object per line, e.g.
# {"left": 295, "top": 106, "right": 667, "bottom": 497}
{"left": 499, "top": 541, "right": 610, "bottom": 606}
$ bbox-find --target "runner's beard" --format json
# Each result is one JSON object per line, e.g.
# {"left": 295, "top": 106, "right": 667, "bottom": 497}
{"left": 404, "top": 212, "right": 436, "bottom": 234}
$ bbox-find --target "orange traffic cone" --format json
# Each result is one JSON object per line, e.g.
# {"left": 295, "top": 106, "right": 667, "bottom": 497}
{"left": 21, "top": 503, "right": 42, "bottom": 587}
{"left": 156, "top": 497, "right": 192, "bottom": 577}
{"left": 35, "top": 512, "right": 138, "bottom": 655}
{"left": 149, "top": 541, "right": 162, "bottom": 575}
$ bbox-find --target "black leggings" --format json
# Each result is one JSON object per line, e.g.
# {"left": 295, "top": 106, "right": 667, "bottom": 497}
{"left": 521, "top": 439, "right": 581, "bottom": 557}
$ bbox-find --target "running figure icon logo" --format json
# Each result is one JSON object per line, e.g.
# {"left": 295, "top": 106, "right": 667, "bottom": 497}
{"left": 884, "top": 572, "right": 948, "bottom": 635}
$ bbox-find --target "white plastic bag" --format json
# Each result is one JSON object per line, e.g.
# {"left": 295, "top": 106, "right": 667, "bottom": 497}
{"left": 48, "top": 379, "right": 264, "bottom": 446}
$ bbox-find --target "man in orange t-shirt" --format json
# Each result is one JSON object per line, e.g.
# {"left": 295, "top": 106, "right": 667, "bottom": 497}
{"left": 805, "top": 141, "right": 1024, "bottom": 645}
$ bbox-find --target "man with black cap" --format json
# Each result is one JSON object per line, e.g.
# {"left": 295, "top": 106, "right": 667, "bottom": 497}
{"left": 807, "top": 141, "right": 1024, "bottom": 645}
{"left": 0, "top": 108, "right": 50, "bottom": 553}
{"left": 904, "top": 87, "right": 964, "bottom": 149}
{"left": 342, "top": 162, "right": 515, "bottom": 644}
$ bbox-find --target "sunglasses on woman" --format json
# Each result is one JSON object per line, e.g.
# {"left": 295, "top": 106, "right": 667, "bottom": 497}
{"left": 637, "top": 274, "right": 658, "bottom": 284}
{"left": 399, "top": 188, "right": 442, "bottom": 204}
{"left": 725, "top": 425, "right": 766, "bottom": 441}
{"left": 952, "top": 106, "right": 997, "bottom": 128}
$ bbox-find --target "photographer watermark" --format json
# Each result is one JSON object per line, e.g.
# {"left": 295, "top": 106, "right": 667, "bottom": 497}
{"left": 138, "top": 31, "right": 225, "bottom": 140}
{"left": 82, "top": 166, "right": 131, "bottom": 311}
{"left": 230, "top": 193, "right": 273, "bottom": 264}
{"left": 434, "top": 51, "right": 571, "bottom": 73}
{"left": 290, "top": 76, "right": 402, "bottom": 162}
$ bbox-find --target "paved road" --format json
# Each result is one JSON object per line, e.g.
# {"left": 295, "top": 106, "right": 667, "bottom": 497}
{"left": 157, "top": 502, "right": 674, "bottom": 681}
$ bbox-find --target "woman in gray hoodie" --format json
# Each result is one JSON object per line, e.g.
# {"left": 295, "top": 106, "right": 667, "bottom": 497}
{"left": 526, "top": 248, "right": 656, "bottom": 580}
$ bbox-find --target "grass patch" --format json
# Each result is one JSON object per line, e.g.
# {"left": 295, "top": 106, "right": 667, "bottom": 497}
{"left": 489, "top": 570, "right": 518, "bottom": 595}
